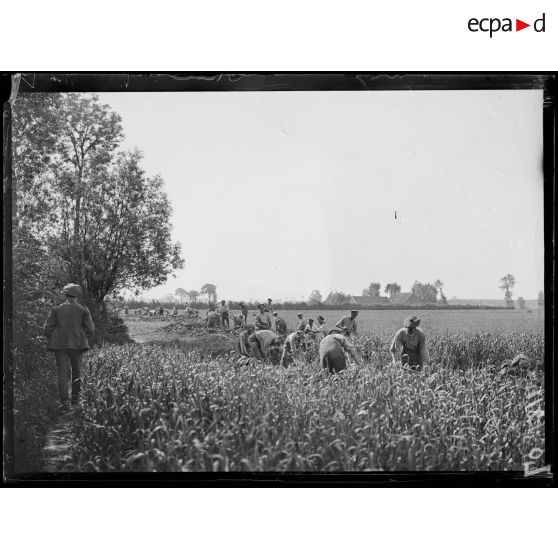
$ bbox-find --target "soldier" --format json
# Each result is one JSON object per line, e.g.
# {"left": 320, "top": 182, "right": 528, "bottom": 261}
{"left": 304, "top": 318, "right": 320, "bottom": 343}
{"left": 316, "top": 315, "right": 328, "bottom": 337}
{"left": 335, "top": 310, "right": 359, "bottom": 337}
{"left": 238, "top": 324, "right": 255, "bottom": 357}
{"left": 281, "top": 330, "right": 305, "bottom": 367}
{"left": 218, "top": 300, "right": 230, "bottom": 330}
{"left": 319, "top": 329, "right": 361, "bottom": 373}
{"left": 44, "top": 283, "right": 95, "bottom": 411}
{"left": 249, "top": 329, "right": 282, "bottom": 360}
{"left": 239, "top": 302, "right": 249, "bottom": 326}
{"left": 389, "top": 315, "right": 430, "bottom": 370}
{"left": 296, "top": 312, "right": 307, "bottom": 332}
{"left": 273, "top": 312, "right": 287, "bottom": 335}
{"left": 255, "top": 303, "right": 272, "bottom": 330}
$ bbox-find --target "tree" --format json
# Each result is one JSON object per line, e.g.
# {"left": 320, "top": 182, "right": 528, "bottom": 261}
{"left": 175, "top": 288, "right": 188, "bottom": 302}
{"left": 538, "top": 291, "right": 544, "bottom": 308}
{"left": 434, "top": 279, "right": 447, "bottom": 304}
{"left": 163, "top": 293, "right": 175, "bottom": 303}
{"left": 308, "top": 289, "right": 323, "bottom": 305}
{"left": 53, "top": 149, "right": 184, "bottom": 305}
{"left": 186, "top": 290, "right": 200, "bottom": 304}
{"left": 384, "top": 283, "right": 402, "bottom": 298}
{"left": 324, "top": 291, "right": 352, "bottom": 305}
{"left": 516, "top": 297, "right": 526, "bottom": 311}
{"left": 13, "top": 93, "right": 184, "bottom": 316}
{"left": 499, "top": 274, "right": 516, "bottom": 308}
{"left": 362, "top": 282, "right": 381, "bottom": 297}
{"left": 411, "top": 281, "right": 438, "bottom": 303}
{"left": 200, "top": 283, "right": 217, "bottom": 304}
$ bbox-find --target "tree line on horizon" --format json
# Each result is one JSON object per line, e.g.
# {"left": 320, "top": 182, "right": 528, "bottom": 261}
{"left": 159, "top": 276, "right": 544, "bottom": 310}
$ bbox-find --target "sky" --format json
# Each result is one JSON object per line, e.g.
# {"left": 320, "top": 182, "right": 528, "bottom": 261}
{"left": 97, "top": 90, "right": 544, "bottom": 302}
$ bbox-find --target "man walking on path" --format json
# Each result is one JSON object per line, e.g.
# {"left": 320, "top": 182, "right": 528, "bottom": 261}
{"left": 319, "top": 329, "right": 361, "bottom": 373}
{"left": 336, "top": 310, "right": 359, "bottom": 337}
{"left": 44, "top": 283, "right": 95, "bottom": 411}
{"left": 390, "top": 315, "right": 430, "bottom": 369}
{"left": 218, "top": 300, "right": 230, "bottom": 330}
{"left": 255, "top": 303, "right": 272, "bottom": 330}
{"left": 273, "top": 312, "right": 287, "bottom": 335}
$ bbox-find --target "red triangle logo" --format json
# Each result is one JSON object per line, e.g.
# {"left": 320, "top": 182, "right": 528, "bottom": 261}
{"left": 516, "top": 19, "right": 530, "bottom": 31}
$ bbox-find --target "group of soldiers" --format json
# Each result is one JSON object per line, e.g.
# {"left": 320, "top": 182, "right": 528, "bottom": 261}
{"left": 123, "top": 298, "right": 432, "bottom": 374}
{"left": 230, "top": 302, "right": 432, "bottom": 374}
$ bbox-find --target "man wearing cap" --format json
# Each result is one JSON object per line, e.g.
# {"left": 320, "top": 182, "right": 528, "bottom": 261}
{"left": 390, "top": 315, "right": 430, "bottom": 369}
{"left": 273, "top": 312, "right": 288, "bottom": 335}
{"left": 336, "top": 310, "right": 359, "bottom": 337}
{"left": 255, "top": 303, "right": 272, "bottom": 330}
{"left": 218, "top": 300, "right": 230, "bottom": 330}
{"left": 44, "top": 283, "right": 95, "bottom": 411}
{"left": 319, "top": 329, "right": 362, "bottom": 373}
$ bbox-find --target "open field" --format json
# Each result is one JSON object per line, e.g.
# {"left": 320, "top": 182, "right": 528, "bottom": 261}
{"left": 53, "top": 310, "right": 546, "bottom": 473}
{"left": 275, "top": 308, "right": 545, "bottom": 334}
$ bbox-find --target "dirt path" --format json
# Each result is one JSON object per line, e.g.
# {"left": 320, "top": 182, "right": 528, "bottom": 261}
{"left": 42, "top": 317, "right": 237, "bottom": 472}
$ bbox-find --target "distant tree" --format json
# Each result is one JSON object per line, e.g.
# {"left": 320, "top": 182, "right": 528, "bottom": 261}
{"left": 186, "top": 289, "right": 200, "bottom": 304}
{"left": 163, "top": 292, "right": 175, "bottom": 303}
{"left": 175, "top": 288, "right": 187, "bottom": 302}
{"left": 516, "top": 297, "right": 526, "bottom": 311}
{"left": 362, "top": 282, "right": 381, "bottom": 297}
{"left": 324, "top": 291, "right": 352, "bottom": 305}
{"left": 411, "top": 281, "right": 438, "bottom": 303}
{"left": 538, "top": 291, "right": 544, "bottom": 308}
{"left": 308, "top": 289, "right": 323, "bottom": 305}
{"left": 434, "top": 279, "right": 448, "bottom": 304}
{"left": 384, "top": 283, "right": 402, "bottom": 298}
{"left": 499, "top": 274, "right": 516, "bottom": 308}
{"left": 200, "top": 283, "right": 217, "bottom": 304}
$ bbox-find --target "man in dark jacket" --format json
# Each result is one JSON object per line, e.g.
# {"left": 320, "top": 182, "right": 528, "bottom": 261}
{"left": 44, "top": 283, "right": 95, "bottom": 411}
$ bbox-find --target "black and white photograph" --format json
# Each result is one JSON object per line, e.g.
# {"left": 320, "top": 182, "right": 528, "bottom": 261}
{"left": 3, "top": 73, "right": 554, "bottom": 482}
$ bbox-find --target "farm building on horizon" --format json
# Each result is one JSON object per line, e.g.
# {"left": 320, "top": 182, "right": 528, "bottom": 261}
{"left": 350, "top": 295, "right": 390, "bottom": 306}
{"left": 389, "top": 292, "right": 422, "bottom": 306}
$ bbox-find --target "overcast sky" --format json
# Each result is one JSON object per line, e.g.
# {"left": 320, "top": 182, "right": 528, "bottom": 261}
{"left": 97, "top": 90, "right": 544, "bottom": 302}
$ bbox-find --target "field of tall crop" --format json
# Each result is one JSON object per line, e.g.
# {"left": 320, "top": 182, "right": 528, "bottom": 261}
{"left": 276, "top": 308, "right": 545, "bottom": 335}
{"left": 63, "top": 327, "right": 545, "bottom": 472}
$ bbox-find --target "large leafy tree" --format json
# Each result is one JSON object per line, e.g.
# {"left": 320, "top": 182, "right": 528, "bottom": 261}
{"left": 434, "top": 279, "right": 447, "bottom": 304}
{"left": 411, "top": 281, "right": 438, "bottom": 303}
{"left": 200, "top": 283, "right": 217, "bottom": 304}
{"left": 362, "top": 282, "right": 381, "bottom": 297}
{"left": 12, "top": 93, "right": 184, "bottom": 312}
{"left": 186, "top": 290, "right": 200, "bottom": 304}
{"left": 499, "top": 274, "right": 516, "bottom": 308}
{"left": 308, "top": 289, "right": 323, "bottom": 305}
{"left": 175, "top": 288, "right": 188, "bottom": 302}
{"left": 384, "top": 283, "right": 401, "bottom": 298}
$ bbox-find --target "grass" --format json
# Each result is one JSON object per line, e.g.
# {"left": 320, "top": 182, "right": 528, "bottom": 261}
{"left": 64, "top": 328, "right": 544, "bottom": 472}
